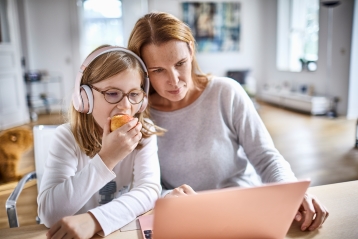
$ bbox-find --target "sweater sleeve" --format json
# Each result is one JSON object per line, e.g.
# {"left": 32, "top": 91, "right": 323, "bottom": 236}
{"left": 89, "top": 129, "right": 161, "bottom": 236}
{"left": 37, "top": 124, "right": 116, "bottom": 227}
{"left": 231, "top": 80, "right": 297, "bottom": 183}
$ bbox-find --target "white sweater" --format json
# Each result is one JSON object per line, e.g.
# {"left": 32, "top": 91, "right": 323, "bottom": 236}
{"left": 150, "top": 77, "right": 297, "bottom": 195}
{"left": 37, "top": 123, "right": 161, "bottom": 236}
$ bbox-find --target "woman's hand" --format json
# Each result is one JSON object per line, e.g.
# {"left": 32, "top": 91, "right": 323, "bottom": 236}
{"left": 165, "top": 184, "right": 197, "bottom": 198}
{"left": 294, "top": 193, "right": 329, "bottom": 231}
{"left": 99, "top": 117, "right": 142, "bottom": 170}
{"left": 46, "top": 213, "right": 101, "bottom": 239}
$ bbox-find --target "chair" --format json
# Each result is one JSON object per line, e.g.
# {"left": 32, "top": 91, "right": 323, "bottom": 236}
{"left": 6, "top": 125, "right": 58, "bottom": 228}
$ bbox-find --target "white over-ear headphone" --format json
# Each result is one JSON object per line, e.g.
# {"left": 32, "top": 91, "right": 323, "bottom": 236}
{"left": 72, "top": 46, "right": 149, "bottom": 114}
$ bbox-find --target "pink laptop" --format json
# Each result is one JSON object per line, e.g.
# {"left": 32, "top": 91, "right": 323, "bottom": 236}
{"left": 139, "top": 179, "right": 310, "bottom": 239}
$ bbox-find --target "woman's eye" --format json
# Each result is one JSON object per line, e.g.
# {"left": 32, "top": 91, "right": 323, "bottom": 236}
{"left": 152, "top": 68, "right": 163, "bottom": 73}
{"left": 176, "top": 61, "right": 185, "bottom": 67}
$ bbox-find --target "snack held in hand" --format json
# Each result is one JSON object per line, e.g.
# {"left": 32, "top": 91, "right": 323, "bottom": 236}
{"left": 110, "top": 114, "right": 133, "bottom": 132}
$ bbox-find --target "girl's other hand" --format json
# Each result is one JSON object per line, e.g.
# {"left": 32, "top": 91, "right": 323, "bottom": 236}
{"left": 99, "top": 117, "right": 142, "bottom": 170}
{"left": 46, "top": 213, "right": 101, "bottom": 239}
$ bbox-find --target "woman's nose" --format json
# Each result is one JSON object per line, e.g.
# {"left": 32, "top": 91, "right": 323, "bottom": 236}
{"left": 167, "top": 69, "right": 179, "bottom": 86}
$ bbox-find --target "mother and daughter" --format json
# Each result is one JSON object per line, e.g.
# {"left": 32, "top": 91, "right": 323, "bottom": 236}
{"left": 38, "top": 12, "right": 328, "bottom": 239}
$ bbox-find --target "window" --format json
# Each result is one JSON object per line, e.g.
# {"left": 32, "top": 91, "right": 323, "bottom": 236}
{"left": 80, "top": 0, "right": 123, "bottom": 60}
{"left": 0, "top": 0, "right": 11, "bottom": 43}
{"left": 276, "top": 0, "right": 319, "bottom": 72}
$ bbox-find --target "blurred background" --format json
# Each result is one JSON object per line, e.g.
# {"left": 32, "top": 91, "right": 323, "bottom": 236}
{"left": 1, "top": 0, "right": 357, "bottom": 127}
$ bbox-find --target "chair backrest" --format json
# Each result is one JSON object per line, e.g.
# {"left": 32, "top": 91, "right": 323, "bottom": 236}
{"left": 33, "top": 125, "right": 58, "bottom": 192}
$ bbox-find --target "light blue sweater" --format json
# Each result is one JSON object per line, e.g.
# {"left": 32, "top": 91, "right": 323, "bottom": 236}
{"left": 150, "top": 77, "right": 296, "bottom": 194}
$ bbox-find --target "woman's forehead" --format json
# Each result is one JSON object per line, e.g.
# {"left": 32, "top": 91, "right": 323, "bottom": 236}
{"left": 142, "top": 41, "right": 190, "bottom": 65}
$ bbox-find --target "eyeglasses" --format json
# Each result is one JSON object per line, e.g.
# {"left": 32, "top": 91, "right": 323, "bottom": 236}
{"left": 90, "top": 85, "right": 145, "bottom": 105}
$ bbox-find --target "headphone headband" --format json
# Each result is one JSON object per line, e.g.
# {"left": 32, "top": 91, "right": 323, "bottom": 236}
{"left": 72, "top": 46, "right": 149, "bottom": 114}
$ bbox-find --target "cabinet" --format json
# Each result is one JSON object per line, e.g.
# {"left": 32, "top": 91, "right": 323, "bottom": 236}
{"left": 260, "top": 90, "right": 331, "bottom": 115}
{"left": 25, "top": 74, "right": 63, "bottom": 121}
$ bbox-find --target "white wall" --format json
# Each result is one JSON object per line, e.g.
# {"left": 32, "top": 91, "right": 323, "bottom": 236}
{"left": 18, "top": 0, "right": 356, "bottom": 117}
{"left": 20, "top": 0, "right": 147, "bottom": 113}
{"left": 148, "top": 0, "right": 356, "bottom": 116}
{"left": 261, "top": 0, "right": 355, "bottom": 116}
{"left": 122, "top": 0, "right": 148, "bottom": 46}
{"left": 148, "top": 0, "right": 265, "bottom": 88}
{"left": 348, "top": 0, "right": 358, "bottom": 119}
{"left": 22, "top": 0, "right": 79, "bottom": 112}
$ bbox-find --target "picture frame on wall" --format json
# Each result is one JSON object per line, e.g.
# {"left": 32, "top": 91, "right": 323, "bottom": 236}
{"left": 182, "top": 2, "right": 241, "bottom": 52}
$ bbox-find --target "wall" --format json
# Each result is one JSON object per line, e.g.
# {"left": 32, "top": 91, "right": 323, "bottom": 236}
{"left": 22, "top": 0, "right": 79, "bottom": 112}
{"left": 148, "top": 0, "right": 355, "bottom": 116}
{"left": 20, "top": 0, "right": 147, "bottom": 113}
{"left": 261, "top": 0, "right": 354, "bottom": 116}
{"left": 18, "top": 0, "right": 356, "bottom": 117}
{"left": 122, "top": 0, "right": 148, "bottom": 46}
{"left": 148, "top": 0, "right": 265, "bottom": 90}
{"left": 348, "top": 0, "right": 358, "bottom": 119}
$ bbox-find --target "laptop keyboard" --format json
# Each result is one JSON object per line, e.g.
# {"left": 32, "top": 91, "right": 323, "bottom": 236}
{"left": 138, "top": 214, "right": 154, "bottom": 239}
{"left": 144, "top": 230, "right": 153, "bottom": 238}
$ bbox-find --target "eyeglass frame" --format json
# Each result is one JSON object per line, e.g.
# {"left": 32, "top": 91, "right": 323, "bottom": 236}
{"left": 90, "top": 85, "right": 146, "bottom": 105}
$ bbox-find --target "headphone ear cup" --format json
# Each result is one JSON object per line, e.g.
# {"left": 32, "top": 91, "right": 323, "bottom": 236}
{"left": 138, "top": 96, "right": 148, "bottom": 113}
{"left": 79, "top": 85, "right": 94, "bottom": 114}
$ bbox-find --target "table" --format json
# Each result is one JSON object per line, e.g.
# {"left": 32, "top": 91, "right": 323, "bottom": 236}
{"left": 286, "top": 180, "right": 358, "bottom": 238}
{"left": 1, "top": 180, "right": 357, "bottom": 239}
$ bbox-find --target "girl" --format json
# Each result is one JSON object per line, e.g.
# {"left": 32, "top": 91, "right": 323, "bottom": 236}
{"left": 37, "top": 45, "right": 163, "bottom": 238}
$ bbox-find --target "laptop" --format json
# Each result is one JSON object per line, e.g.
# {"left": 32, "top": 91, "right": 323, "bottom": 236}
{"left": 138, "top": 179, "right": 310, "bottom": 239}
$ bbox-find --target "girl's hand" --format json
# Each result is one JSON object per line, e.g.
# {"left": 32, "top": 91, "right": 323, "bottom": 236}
{"left": 165, "top": 184, "right": 197, "bottom": 198}
{"left": 46, "top": 213, "right": 101, "bottom": 239}
{"left": 99, "top": 117, "right": 142, "bottom": 170}
{"left": 294, "top": 193, "right": 329, "bottom": 231}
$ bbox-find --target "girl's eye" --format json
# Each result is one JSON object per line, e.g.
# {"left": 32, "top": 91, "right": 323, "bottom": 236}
{"left": 129, "top": 92, "right": 139, "bottom": 97}
{"left": 106, "top": 91, "right": 120, "bottom": 97}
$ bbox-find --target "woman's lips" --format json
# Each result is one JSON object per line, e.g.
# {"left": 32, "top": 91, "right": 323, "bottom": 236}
{"left": 167, "top": 88, "right": 181, "bottom": 95}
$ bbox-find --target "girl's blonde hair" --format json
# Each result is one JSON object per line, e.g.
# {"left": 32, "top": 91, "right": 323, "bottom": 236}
{"left": 69, "top": 45, "right": 164, "bottom": 158}
{"left": 128, "top": 12, "right": 211, "bottom": 95}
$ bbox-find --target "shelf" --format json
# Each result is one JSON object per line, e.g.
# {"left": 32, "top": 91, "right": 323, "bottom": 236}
{"left": 25, "top": 75, "right": 63, "bottom": 121}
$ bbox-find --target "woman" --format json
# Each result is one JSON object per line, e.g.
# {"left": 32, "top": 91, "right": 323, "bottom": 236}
{"left": 128, "top": 12, "right": 328, "bottom": 232}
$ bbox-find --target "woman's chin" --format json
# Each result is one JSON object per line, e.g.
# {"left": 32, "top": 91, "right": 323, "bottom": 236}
{"left": 166, "top": 93, "right": 186, "bottom": 102}
{"left": 166, "top": 88, "right": 187, "bottom": 100}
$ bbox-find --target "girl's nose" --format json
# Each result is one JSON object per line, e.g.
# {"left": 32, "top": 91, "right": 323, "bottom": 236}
{"left": 116, "top": 95, "right": 131, "bottom": 109}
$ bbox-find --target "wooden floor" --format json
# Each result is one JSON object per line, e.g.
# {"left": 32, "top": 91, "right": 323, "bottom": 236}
{"left": 0, "top": 102, "right": 357, "bottom": 229}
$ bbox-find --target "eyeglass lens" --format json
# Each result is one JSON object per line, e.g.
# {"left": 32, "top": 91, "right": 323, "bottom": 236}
{"left": 104, "top": 89, "right": 144, "bottom": 104}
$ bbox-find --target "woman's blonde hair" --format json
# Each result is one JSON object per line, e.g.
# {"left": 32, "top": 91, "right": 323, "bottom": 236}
{"left": 128, "top": 12, "right": 210, "bottom": 95}
{"left": 69, "top": 45, "right": 164, "bottom": 158}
